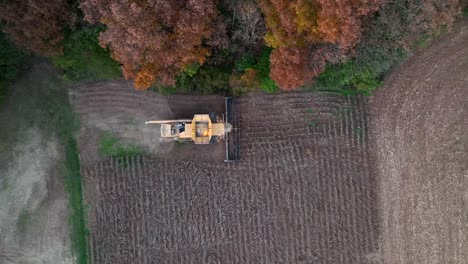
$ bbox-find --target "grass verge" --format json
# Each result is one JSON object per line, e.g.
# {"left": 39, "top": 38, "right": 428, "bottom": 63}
{"left": 51, "top": 77, "right": 88, "bottom": 264}
{"left": 98, "top": 132, "right": 143, "bottom": 168}
{"left": 33, "top": 63, "right": 88, "bottom": 264}
{"left": 98, "top": 132, "right": 143, "bottom": 158}
{"left": 63, "top": 137, "right": 88, "bottom": 264}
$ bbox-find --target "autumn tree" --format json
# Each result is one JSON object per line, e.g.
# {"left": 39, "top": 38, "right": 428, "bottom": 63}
{"left": 269, "top": 45, "right": 342, "bottom": 90}
{"left": 0, "top": 0, "right": 76, "bottom": 56}
{"left": 268, "top": 48, "right": 310, "bottom": 90}
{"left": 257, "top": 0, "right": 382, "bottom": 90}
{"left": 372, "top": 0, "right": 461, "bottom": 49}
{"left": 306, "top": 0, "right": 463, "bottom": 93}
{"left": 225, "top": 0, "right": 266, "bottom": 53}
{"left": 80, "top": 0, "right": 221, "bottom": 89}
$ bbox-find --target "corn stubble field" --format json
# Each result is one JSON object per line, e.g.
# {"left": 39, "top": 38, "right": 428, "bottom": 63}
{"left": 78, "top": 87, "right": 379, "bottom": 264}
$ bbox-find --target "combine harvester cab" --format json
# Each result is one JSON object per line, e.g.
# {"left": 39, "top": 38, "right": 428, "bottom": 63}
{"left": 145, "top": 97, "right": 240, "bottom": 162}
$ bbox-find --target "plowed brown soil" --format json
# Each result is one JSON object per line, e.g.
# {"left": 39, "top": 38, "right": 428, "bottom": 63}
{"left": 70, "top": 81, "right": 226, "bottom": 166}
{"left": 370, "top": 19, "right": 468, "bottom": 264}
{"left": 78, "top": 89, "right": 379, "bottom": 264}
{"left": 75, "top": 19, "right": 468, "bottom": 264}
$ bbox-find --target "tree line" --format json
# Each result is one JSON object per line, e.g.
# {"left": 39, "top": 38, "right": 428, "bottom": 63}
{"left": 0, "top": 0, "right": 464, "bottom": 94}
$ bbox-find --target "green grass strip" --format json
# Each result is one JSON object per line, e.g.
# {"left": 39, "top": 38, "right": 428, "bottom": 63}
{"left": 63, "top": 136, "right": 88, "bottom": 264}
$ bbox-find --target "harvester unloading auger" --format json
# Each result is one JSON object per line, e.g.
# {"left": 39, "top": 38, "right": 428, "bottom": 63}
{"left": 145, "top": 97, "right": 240, "bottom": 162}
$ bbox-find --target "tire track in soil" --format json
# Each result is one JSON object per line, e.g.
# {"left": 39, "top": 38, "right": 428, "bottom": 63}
{"left": 79, "top": 88, "right": 379, "bottom": 264}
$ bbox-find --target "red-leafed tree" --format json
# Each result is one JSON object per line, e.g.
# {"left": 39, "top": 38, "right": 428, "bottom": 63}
{"left": 80, "top": 0, "right": 221, "bottom": 90}
{"left": 0, "top": 0, "right": 76, "bottom": 56}
{"left": 269, "top": 48, "right": 310, "bottom": 90}
{"left": 258, "top": 0, "right": 381, "bottom": 90}
{"left": 270, "top": 45, "right": 342, "bottom": 90}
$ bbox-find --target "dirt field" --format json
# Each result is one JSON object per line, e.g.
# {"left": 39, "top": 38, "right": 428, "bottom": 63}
{"left": 370, "top": 19, "right": 468, "bottom": 263}
{"left": 70, "top": 82, "right": 226, "bottom": 166}
{"left": 77, "top": 85, "right": 379, "bottom": 263}
{"left": 74, "top": 19, "right": 468, "bottom": 264}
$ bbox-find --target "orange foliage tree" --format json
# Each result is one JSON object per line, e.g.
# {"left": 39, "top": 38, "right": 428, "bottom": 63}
{"left": 258, "top": 0, "right": 381, "bottom": 90}
{"left": 80, "top": 0, "right": 220, "bottom": 89}
{"left": 269, "top": 48, "right": 310, "bottom": 90}
{"left": 269, "top": 45, "right": 343, "bottom": 90}
{"left": 0, "top": 0, "right": 76, "bottom": 56}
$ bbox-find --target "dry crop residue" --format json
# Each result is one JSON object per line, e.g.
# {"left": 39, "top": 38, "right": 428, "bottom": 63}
{"left": 0, "top": 64, "right": 73, "bottom": 264}
{"left": 0, "top": 131, "right": 71, "bottom": 264}
{"left": 370, "top": 20, "right": 468, "bottom": 263}
{"left": 79, "top": 88, "right": 379, "bottom": 263}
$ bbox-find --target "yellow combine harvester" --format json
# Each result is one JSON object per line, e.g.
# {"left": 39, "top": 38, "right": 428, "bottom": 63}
{"left": 145, "top": 114, "right": 225, "bottom": 144}
{"left": 145, "top": 97, "right": 240, "bottom": 162}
